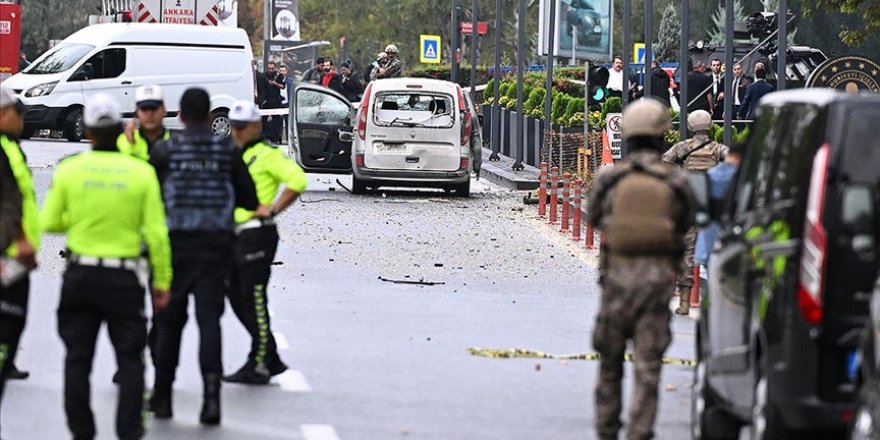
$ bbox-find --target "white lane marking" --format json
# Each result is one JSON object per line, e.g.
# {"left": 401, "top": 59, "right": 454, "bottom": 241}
{"left": 276, "top": 370, "right": 312, "bottom": 392}
{"left": 300, "top": 424, "right": 341, "bottom": 440}
{"left": 274, "top": 331, "right": 290, "bottom": 350}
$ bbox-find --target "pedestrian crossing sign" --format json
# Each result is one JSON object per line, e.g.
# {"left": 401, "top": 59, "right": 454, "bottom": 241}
{"left": 420, "top": 35, "right": 441, "bottom": 64}
{"left": 633, "top": 43, "right": 646, "bottom": 64}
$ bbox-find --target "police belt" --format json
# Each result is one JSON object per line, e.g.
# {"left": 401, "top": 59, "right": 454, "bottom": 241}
{"left": 67, "top": 253, "right": 141, "bottom": 271}
{"left": 235, "top": 217, "right": 275, "bottom": 234}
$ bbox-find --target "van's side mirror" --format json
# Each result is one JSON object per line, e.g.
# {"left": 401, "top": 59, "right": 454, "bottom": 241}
{"left": 688, "top": 171, "right": 711, "bottom": 227}
{"left": 841, "top": 184, "right": 877, "bottom": 255}
{"left": 477, "top": 114, "right": 485, "bottom": 126}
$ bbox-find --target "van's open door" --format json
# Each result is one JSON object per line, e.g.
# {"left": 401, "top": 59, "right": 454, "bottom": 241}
{"left": 289, "top": 84, "right": 354, "bottom": 174}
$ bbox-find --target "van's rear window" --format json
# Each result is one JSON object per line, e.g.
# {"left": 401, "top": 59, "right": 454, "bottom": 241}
{"left": 25, "top": 44, "right": 95, "bottom": 75}
{"left": 840, "top": 107, "right": 880, "bottom": 184}
{"left": 373, "top": 92, "right": 455, "bottom": 128}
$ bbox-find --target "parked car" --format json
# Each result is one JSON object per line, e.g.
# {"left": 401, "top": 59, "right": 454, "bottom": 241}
{"left": 853, "top": 276, "right": 880, "bottom": 440}
{"left": 692, "top": 89, "right": 880, "bottom": 439}
{"left": 4, "top": 23, "right": 255, "bottom": 141}
{"left": 348, "top": 78, "right": 477, "bottom": 196}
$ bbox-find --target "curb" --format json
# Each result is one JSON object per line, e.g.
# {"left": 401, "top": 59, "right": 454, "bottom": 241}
{"left": 479, "top": 148, "right": 540, "bottom": 191}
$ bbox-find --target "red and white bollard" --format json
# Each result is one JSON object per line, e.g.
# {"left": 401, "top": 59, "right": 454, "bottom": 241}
{"left": 560, "top": 172, "right": 571, "bottom": 232}
{"left": 549, "top": 167, "right": 559, "bottom": 224}
{"left": 690, "top": 265, "right": 701, "bottom": 308}
{"left": 572, "top": 179, "right": 582, "bottom": 241}
{"left": 538, "top": 162, "right": 548, "bottom": 217}
{"left": 586, "top": 222, "right": 595, "bottom": 249}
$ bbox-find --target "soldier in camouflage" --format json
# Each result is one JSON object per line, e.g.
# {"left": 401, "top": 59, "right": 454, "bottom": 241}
{"left": 589, "top": 99, "right": 695, "bottom": 440}
{"left": 376, "top": 44, "right": 404, "bottom": 79}
{"left": 661, "top": 110, "right": 727, "bottom": 315}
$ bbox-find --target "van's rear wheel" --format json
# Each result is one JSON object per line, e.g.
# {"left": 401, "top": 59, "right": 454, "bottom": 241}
{"left": 453, "top": 180, "right": 470, "bottom": 197}
{"left": 351, "top": 175, "right": 369, "bottom": 195}
{"left": 210, "top": 110, "right": 230, "bottom": 138}
{"left": 62, "top": 107, "right": 84, "bottom": 142}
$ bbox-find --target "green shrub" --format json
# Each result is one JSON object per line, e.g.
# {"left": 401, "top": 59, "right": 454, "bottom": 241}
{"left": 551, "top": 93, "right": 570, "bottom": 125}
{"left": 523, "top": 88, "right": 546, "bottom": 115}
{"left": 588, "top": 111, "right": 604, "bottom": 130}
{"left": 600, "top": 97, "right": 622, "bottom": 122}
{"left": 483, "top": 78, "right": 496, "bottom": 104}
{"left": 734, "top": 125, "right": 751, "bottom": 143}
{"left": 664, "top": 129, "right": 681, "bottom": 149}
{"left": 710, "top": 123, "right": 724, "bottom": 143}
{"left": 563, "top": 97, "right": 585, "bottom": 125}
{"left": 505, "top": 98, "right": 518, "bottom": 110}
{"left": 505, "top": 83, "right": 518, "bottom": 100}
{"left": 568, "top": 112, "right": 585, "bottom": 128}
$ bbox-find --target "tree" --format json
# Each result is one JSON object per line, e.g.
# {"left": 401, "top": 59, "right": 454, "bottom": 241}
{"left": 653, "top": 4, "right": 680, "bottom": 61}
{"left": 20, "top": 0, "right": 100, "bottom": 59}
{"left": 797, "top": 0, "right": 878, "bottom": 46}
{"left": 708, "top": 0, "right": 748, "bottom": 46}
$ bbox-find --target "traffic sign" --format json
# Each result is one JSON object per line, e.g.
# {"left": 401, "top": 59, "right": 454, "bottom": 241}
{"left": 633, "top": 43, "right": 645, "bottom": 64}
{"left": 420, "top": 35, "right": 441, "bottom": 64}
{"left": 460, "top": 21, "right": 489, "bottom": 36}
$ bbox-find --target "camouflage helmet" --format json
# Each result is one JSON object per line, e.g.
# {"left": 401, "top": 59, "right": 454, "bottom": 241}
{"left": 384, "top": 44, "right": 399, "bottom": 54}
{"left": 620, "top": 98, "right": 671, "bottom": 140}
{"left": 687, "top": 110, "right": 712, "bottom": 132}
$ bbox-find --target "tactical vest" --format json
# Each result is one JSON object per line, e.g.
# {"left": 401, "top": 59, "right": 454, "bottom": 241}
{"left": 162, "top": 134, "right": 236, "bottom": 232}
{"left": 604, "top": 161, "right": 683, "bottom": 255}
{"left": 682, "top": 138, "right": 721, "bottom": 172}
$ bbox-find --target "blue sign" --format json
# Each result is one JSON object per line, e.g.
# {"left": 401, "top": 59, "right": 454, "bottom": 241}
{"left": 420, "top": 35, "right": 441, "bottom": 64}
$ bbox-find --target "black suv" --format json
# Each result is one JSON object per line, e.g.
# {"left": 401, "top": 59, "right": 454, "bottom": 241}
{"left": 691, "top": 89, "right": 880, "bottom": 439}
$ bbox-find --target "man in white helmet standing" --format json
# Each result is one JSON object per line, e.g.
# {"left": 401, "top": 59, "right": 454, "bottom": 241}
{"left": 662, "top": 109, "right": 728, "bottom": 315}
{"left": 376, "top": 44, "right": 403, "bottom": 79}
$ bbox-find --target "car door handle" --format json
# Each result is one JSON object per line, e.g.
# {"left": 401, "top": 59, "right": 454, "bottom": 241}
{"left": 121, "top": 80, "right": 132, "bottom": 85}
{"left": 405, "top": 156, "right": 420, "bottom": 163}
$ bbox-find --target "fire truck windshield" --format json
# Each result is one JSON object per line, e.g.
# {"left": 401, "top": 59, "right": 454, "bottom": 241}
{"left": 25, "top": 44, "right": 95, "bottom": 75}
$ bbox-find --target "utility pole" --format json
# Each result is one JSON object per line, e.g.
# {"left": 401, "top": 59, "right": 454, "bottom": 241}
{"left": 644, "top": 0, "right": 653, "bottom": 99}
{"left": 451, "top": 0, "right": 460, "bottom": 83}
{"left": 490, "top": 0, "right": 501, "bottom": 160}
{"left": 724, "top": 0, "right": 734, "bottom": 146}
{"left": 777, "top": 0, "right": 787, "bottom": 91}
{"left": 470, "top": 0, "right": 478, "bottom": 99}
{"left": 513, "top": 0, "right": 525, "bottom": 170}
{"left": 679, "top": 0, "right": 689, "bottom": 141}
{"left": 543, "top": 0, "right": 556, "bottom": 166}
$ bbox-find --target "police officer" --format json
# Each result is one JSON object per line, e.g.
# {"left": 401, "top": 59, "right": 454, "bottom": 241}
{"left": 0, "top": 84, "right": 38, "bottom": 424}
{"left": 662, "top": 109, "right": 727, "bottom": 314}
{"left": 376, "top": 44, "right": 403, "bottom": 79}
{"left": 148, "top": 88, "right": 258, "bottom": 425}
{"left": 588, "top": 99, "right": 695, "bottom": 440}
{"left": 118, "top": 85, "right": 170, "bottom": 160}
{"left": 222, "top": 100, "right": 308, "bottom": 384}
{"left": 40, "top": 93, "right": 172, "bottom": 440}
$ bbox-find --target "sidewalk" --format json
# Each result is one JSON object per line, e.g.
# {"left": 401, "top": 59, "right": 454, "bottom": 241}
{"left": 479, "top": 148, "right": 540, "bottom": 191}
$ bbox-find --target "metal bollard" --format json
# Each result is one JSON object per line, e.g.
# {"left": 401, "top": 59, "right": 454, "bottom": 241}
{"left": 549, "top": 167, "right": 559, "bottom": 224}
{"left": 572, "top": 178, "right": 582, "bottom": 241}
{"left": 561, "top": 172, "right": 571, "bottom": 232}
{"left": 690, "top": 265, "right": 701, "bottom": 308}
{"left": 538, "top": 162, "right": 548, "bottom": 217}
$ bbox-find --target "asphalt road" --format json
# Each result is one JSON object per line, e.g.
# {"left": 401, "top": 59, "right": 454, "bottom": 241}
{"left": 1, "top": 138, "right": 698, "bottom": 440}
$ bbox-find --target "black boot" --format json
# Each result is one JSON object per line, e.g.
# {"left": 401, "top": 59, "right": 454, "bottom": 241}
{"left": 149, "top": 377, "right": 173, "bottom": 419}
{"left": 200, "top": 373, "right": 221, "bottom": 425}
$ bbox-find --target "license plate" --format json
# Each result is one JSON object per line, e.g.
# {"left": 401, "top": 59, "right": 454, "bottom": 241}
{"left": 376, "top": 143, "right": 406, "bottom": 153}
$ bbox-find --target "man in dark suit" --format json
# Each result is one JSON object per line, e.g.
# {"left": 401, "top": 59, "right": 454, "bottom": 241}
{"left": 728, "top": 63, "right": 750, "bottom": 119}
{"left": 738, "top": 67, "right": 774, "bottom": 120}
{"left": 686, "top": 59, "right": 713, "bottom": 114}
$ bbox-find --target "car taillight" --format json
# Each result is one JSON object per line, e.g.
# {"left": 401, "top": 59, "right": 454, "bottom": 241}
{"left": 358, "top": 83, "right": 373, "bottom": 141}
{"left": 797, "top": 143, "right": 830, "bottom": 326}
{"left": 356, "top": 154, "right": 365, "bottom": 166}
{"left": 456, "top": 86, "right": 471, "bottom": 147}
{"left": 459, "top": 157, "right": 469, "bottom": 170}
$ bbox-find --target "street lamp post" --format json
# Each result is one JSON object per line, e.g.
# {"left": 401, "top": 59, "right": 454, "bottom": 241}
{"left": 777, "top": 0, "right": 787, "bottom": 91}
{"left": 544, "top": 0, "right": 557, "bottom": 168}
{"left": 490, "top": 0, "right": 502, "bottom": 160}
{"left": 623, "top": 0, "right": 631, "bottom": 108}
{"left": 724, "top": 0, "right": 734, "bottom": 146}
{"left": 513, "top": 0, "right": 526, "bottom": 170}
{"left": 470, "top": 0, "right": 478, "bottom": 99}
{"left": 644, "top": 0, "right": 653, "bottom": 99}
{"left": 452, "top": 0, "right": 460, "bottom": 83}
{"left": 679, "top": 0, "right": 689, "bottom": 141}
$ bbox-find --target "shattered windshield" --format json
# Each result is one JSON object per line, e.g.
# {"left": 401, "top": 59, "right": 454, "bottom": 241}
{"left": 373, "top": 92, "right": 455, "bottom": 128}
{"left": 24, "top": 44, "right": 95, "bottom": 75}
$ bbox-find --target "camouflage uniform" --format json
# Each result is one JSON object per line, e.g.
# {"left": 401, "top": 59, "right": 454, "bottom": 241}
{"left": 662, "top": 133, "right": 727, "bottom": 313}
{"left": 378, "top": 56, "right": 403, "bottom": 79}
{"left": 588, "top": 150, "right": 694, "bottom": 440}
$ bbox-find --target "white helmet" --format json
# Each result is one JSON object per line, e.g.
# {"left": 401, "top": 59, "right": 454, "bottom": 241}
{"left": 687, "top": 110, "right": 712, "bottom": 132}
{"left": 384, "top": 44, "right": 399, "bottom": 54}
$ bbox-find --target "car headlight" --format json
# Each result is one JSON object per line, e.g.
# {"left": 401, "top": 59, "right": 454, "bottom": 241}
{"left": 25, "top": 81, "right": 58, "bottom": 98}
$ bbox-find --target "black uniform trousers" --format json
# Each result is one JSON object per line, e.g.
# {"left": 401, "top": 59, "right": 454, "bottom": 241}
{"left": 228, "top": 224, "right": 280, "bottom": 368}
{"left": 154, "top": 233, "right": 232, "bottom": 381}
{"left": 0, "top": 275, "right": 29, "bottom": 431}
{"left": 57, "top": 266, "right": 146, "bottom": 440}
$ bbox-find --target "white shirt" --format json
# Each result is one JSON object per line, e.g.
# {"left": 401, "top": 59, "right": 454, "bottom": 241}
{"left": 608, "top": 68, "right": 624, "bottom": 92}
